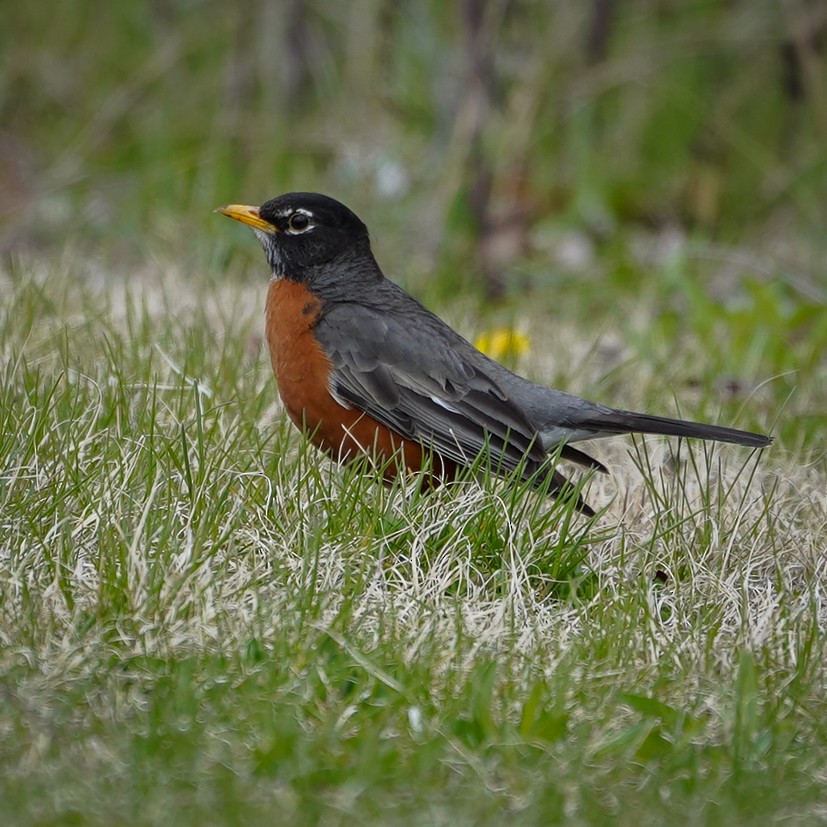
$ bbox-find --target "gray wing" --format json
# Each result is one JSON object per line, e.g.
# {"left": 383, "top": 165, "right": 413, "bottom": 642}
{"left": 313, "top": 303, "right": 549, "bottom": 477}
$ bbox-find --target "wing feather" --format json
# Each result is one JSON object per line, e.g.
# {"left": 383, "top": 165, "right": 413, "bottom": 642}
{"left": 315, "top": 304, "right": 547, "bottom": 475}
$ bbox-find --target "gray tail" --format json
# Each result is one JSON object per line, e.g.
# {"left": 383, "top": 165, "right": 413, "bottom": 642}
{"left": 579, "top": 409, "right": 772, "bottom": 448}
{"left": 523, "top": 408, "right": 770, "bottom": 518}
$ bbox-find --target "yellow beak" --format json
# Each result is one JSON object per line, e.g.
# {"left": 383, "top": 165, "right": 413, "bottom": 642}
{"left": 215, "top": 204, "right": 277, "bottom": 233}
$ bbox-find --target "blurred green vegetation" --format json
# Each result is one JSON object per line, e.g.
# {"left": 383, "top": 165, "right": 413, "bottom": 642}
{"left": 3, "top": 1, "right": 826, "bottom": 281}
{"left": 3, "top": 0, "right": 824, "bottom": 448}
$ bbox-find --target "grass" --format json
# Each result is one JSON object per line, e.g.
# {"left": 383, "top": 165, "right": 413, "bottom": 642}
{"left": 1, "top": 254, "right": 825, "bottom": 825}
{"left": 3, "top": 2, "right": 827, "bottom": 823}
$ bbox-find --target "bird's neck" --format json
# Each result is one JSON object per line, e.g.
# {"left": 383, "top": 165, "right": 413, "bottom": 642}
{"left": 308, "top": 247, "right": 385, "bottom": 303}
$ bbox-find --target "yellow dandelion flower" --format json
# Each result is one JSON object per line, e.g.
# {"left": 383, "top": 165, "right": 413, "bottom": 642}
{"left": 474, "top": 328, "right": 531, "bottom": 361}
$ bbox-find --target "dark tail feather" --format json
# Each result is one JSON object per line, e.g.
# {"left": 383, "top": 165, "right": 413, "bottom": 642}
{"left": 526, "top": 463, "right": 596, "bottom": 517}
{"left": 520, "top": 409, "right": 769, "bottom": 518}
{"left": 560, "top": 444, "right": 608, "bottom": 473}
{"left": 548, "top": 467, "right": 595, "bottom": 516}
{"left": 581, "top": 409, "right": 772, "bottom": 448}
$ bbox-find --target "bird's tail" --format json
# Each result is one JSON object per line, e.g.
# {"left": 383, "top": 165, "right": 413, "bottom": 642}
{"left": 575, "top": 409, "right": 772, "bottom": 448}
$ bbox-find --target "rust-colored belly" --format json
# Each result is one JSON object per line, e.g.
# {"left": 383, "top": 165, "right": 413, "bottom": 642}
{"left": 264, "top": 278, "right": 455, "bottom": 482}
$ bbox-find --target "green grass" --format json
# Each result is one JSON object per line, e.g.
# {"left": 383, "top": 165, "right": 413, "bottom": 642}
{"left": 1, "top": 256, "right": 825, "bottom": 825}
{"left": 4, "top": 3, "right": 827, "bottom": 294}
{"left": 3, "top": 2, "right": 827, "bottom": 823}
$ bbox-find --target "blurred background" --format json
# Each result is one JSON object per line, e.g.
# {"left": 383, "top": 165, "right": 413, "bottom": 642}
{"left": 2, "top": 1, "right": 826, "bottom": 443}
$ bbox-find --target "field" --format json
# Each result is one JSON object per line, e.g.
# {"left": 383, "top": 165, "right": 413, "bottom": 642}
{"left": 2, "top": 3, "right": 827, "bottom": 824}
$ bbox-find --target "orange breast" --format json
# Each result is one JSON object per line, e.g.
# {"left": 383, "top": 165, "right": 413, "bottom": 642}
{"left": 264, "top": 278, "right": 456, "bottom": 483}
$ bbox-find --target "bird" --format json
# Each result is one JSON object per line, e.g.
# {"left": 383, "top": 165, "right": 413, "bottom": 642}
{"left": 217, "top": 192, "right": 772, "bottom": 515}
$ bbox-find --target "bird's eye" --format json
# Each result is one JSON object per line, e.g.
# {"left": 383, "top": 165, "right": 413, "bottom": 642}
{"left": 287, "top": 212, "right": 312, "bottom": 233}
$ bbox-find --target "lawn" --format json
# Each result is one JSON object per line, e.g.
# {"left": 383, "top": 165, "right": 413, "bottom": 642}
{"left": 2, "top": 3, "right": 827, "bottom": 824}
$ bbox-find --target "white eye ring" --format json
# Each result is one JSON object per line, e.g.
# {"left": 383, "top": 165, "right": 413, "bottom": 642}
{"left": 286, "top": 209, "right": 314, "bottom": 234}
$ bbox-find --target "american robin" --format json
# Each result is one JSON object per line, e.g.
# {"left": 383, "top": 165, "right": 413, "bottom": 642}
{"left": 217, "top": 192, "right": 772, "bottom": 515}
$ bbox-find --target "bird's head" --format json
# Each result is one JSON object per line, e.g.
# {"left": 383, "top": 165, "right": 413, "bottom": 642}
{"left": 217, "top": 192, "right": 374, "bottom": 284}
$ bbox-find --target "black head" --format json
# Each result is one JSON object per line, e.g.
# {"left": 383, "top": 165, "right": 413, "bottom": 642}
{"left": 217, "top": 192, "right": 373, "bottom": 282}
